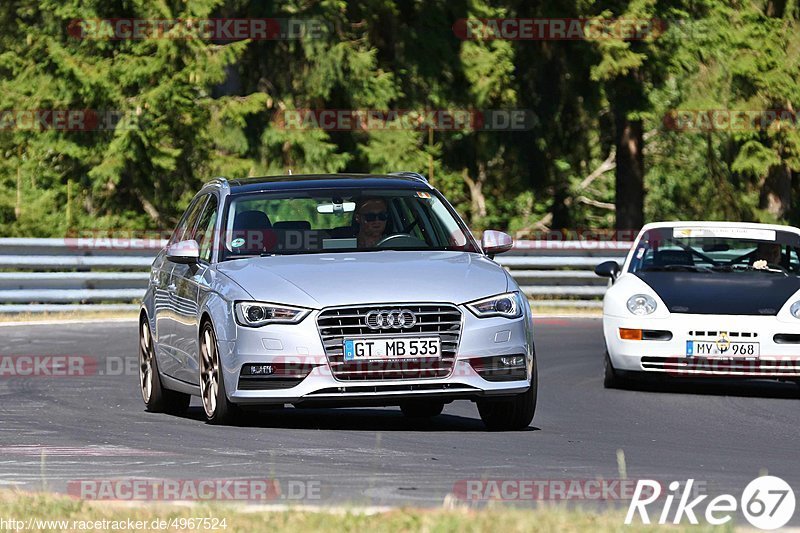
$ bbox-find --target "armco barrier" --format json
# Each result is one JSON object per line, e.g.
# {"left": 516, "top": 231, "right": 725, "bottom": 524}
{"left": 0, "top": 238, "right": 631, "bottom": 313}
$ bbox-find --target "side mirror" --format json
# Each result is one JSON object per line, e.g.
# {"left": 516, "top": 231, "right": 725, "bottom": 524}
{"left": 482, "top": 230, "right": 513, "bottom": 258}
{"left": 595, "top": 260, "right": 620, "bottom": 279}
{"left": 166, "top": 239, "right": 200, "bottom": 264}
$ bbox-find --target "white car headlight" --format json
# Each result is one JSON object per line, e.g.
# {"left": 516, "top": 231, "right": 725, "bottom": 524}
{"left": 627, "top": 294, "right": 657, "bottom": 316}
{"left": 234, "top": 302, "right": 310, "bottom": 327}
{"left": 791, "top": 301, "right": 800, "bottom": 319}
{"left": 467, "top": 292, "right": 524, "bottom": 319}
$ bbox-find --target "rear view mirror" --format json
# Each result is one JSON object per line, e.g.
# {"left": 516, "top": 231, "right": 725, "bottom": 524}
{"left": 594, "top": 260, "right": 620, "bottom": 279}
{"left": 317, "top": 202, "right": 355, "bottom": 214}
{"left": 166, "top": 240, "right": 200, "bottom": 264}
{"left": 702, "top": 243, "right": 730, "bottom": 252}
{"left": 482, "top": 230, "right": 513, "bottom": 258}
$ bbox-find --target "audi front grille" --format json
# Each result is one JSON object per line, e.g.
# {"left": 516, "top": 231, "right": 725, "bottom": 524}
{"left": 316, "top": 304, "right": 462, "bottom": 380}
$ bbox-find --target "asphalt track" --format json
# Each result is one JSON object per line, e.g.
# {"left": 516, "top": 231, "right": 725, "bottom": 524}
{"left": 1, "top": 317, "right": 799, "bottom": 517}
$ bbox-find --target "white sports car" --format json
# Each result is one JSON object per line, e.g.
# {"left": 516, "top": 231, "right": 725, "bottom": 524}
{"left": 596, "top": 221, "right": 800, "bottom": 387}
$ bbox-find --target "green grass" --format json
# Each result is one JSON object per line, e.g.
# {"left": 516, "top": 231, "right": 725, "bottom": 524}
{"left": 0, "top": 490, "right": 733, "bottom": 532}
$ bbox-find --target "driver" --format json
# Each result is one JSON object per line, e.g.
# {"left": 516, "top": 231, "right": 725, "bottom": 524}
{"left": 354, "top": 197, "right": 389, "bottom": 248}
{"left": 753, "top": 242, "right": 782, "bottom": 269}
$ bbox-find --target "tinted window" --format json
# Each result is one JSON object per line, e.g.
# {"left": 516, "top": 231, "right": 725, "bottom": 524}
{"left": 629, "top": 227, "right": 800, "bottom": 275}
{"left": 220, "top": 188, "right": 478, "bottom": 259}
{"left": 194, "top": 195, "right": 218, "bottom": 262}
{"left": 170, "top": 195, "right": 209, "bottom": 245}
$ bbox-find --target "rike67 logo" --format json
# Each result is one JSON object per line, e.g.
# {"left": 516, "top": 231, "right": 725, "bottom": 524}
{"left": 626, "top": 476, "right": 795, "bottom": 530}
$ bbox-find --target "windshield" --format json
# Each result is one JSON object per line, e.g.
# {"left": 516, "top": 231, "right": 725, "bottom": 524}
{"left": 628, "top": 226, "right": 800, "bottom": 275}
{"left": 219, "top": 188, "right": 478, "bottom": 260}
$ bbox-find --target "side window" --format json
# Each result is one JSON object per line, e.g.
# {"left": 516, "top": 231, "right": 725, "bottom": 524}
{"left": 170, "top": 195, "right": 208, "bottom": 245}
{"left": 788, "top": 247, "right": 800, "bottom": 273}
{"left": 194, "top": 196, "right": 218, "bottom": 262}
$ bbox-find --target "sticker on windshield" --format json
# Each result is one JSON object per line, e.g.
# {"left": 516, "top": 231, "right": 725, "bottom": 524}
{"left": 231, "top": 237, "right": 246, "bottom": 248}
{"left": 416, "top": 192, "right": 431, "bottom": 199}
{"left": 673, "top": 227, "right": 776, "bottom": 241}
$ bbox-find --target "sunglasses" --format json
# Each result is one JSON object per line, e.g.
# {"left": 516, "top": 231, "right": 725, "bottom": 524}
{"left": 361, "top": 212, "right": 388, "bottom": 222}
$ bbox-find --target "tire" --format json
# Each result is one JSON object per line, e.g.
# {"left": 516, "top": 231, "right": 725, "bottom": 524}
{"left": 199, "top": 320, "right": 238, "bottom": 425}
{"left": 477, "top": 356, "right": 537, "bottom": 431}
{"left": 603, "top": 349, "right": 622, "bottom": 389}
{"left": 400, "top": 400, "right": 445, "bottom": 418}
{"left": 139, "top": 317, "right": 190, "bottom": 415}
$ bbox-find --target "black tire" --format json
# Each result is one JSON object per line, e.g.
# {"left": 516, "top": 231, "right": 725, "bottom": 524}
{"left": 400, "top": 400, "right": 445, "bottom": 418}
{"left": 139, "top": 317, "right": 190, "bottom": 415}
{"left": 603, "top": 350, "right": 623, "bottom": 389}
{"left": 477, "top": 356, "right": 537, "bottom": 431}
{"left": 199, "top": 320, "right": 239, "bottom": 425}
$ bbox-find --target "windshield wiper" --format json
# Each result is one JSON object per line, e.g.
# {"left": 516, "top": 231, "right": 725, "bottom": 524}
{"left": 642, "top": 265, "right": 711, "bottom": 273}
{"left": 712, "top": 264, "right": 788, "bottom": 275}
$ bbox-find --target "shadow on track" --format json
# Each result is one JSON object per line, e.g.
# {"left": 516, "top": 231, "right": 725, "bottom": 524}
{"left": 612, "top": 376, "right": 800, "bottom": 400}
{"left": 174, "top": 405, "right": 541, "bottom": 432}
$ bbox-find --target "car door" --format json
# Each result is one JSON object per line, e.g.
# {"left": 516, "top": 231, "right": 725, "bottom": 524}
{"left": 159, "top": 194, "right": 209, "bottom": 379}
{"left": 170, "top": 193, "right": 218, "bottom": 385}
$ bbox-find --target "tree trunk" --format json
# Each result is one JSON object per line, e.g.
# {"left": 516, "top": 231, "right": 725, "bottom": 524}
{"left": 760, "top": 163, "right": 791, "bottom": 219}
{"left": 463, "top": 166, "right": 487, "bottom": 221}
{"left": 612, "top": 76, "right": 645, "bottom": 232}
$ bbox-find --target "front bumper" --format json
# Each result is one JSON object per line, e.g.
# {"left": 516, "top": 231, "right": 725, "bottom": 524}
{"left": 604, "top": 313, "right": 800, "bottom": 378}
{"left": 219, "top": 307, "right": 534, "bottom": 405}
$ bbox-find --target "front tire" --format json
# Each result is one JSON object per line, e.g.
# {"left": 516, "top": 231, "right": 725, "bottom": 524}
{"left": 477, "top": 357, "right": 537, "bottom": 431}
{"left": 139, "top": 317, "right": 190, "bottom": 415}
{"left": 603, "top": 350, "right": 622, "bottom": 388}
{"left": 199, "top": 320, "right": 238, "bottom": 425}
{"left": 400, "top": 400, "right": 444, "bottom": 418}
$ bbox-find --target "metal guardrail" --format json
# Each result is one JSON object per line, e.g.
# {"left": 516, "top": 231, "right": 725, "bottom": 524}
{"left": 0, "top": 238, "right": 632, "bottom": 312}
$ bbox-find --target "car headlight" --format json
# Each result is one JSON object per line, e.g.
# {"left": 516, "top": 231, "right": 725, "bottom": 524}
{"left": 234, "top": 302, "right": 310, "bottom": 327}
{"left": 627, "top": 294, "right": 657, "bottom": 316}
{"left": 467, "top": 292, "right": 524, "bottom": 319}
{"left": 791, "top": 301, "right": 800, "bottom": 319}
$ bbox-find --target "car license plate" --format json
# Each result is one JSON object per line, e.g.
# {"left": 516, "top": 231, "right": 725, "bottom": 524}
{"left": 686, "top": 340, "right": 759, "bottom": 357}
{"left": 343, "top": 337, "right": 440, "bottom": 361}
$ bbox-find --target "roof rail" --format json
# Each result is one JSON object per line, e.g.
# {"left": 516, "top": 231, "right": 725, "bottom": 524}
{"left": 204, "top": 176, "right": 230, "bottom": 189}
{"left": 389, "top": 171, "right": 428, "bottom": 183}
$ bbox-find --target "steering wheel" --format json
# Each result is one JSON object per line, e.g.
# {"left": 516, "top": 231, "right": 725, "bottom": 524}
{"left": 754, "top": 262, "right": 788, "bottom": 273}
{"left": 375, "top": 233, "right": 426, "bottom": 248}
{"left": 731, "top": 262, "right": 788, "bottom": 274}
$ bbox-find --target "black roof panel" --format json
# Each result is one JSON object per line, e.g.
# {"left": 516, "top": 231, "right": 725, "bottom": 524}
{"left": 226, "top": 173, "right": 431, "bottom": 194}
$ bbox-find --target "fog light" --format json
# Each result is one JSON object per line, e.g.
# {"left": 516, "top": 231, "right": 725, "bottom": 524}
{"left": 469, "top": 355, "right": 528, "bottom": 382}
{"left": 250, "top": 364, "right": 274, "bottom": 375}
{"left": 499, "top": 356, "right": 525, "bottom": 366}
{"left": 619, "top": 328, "right": 643, "bottom": 340}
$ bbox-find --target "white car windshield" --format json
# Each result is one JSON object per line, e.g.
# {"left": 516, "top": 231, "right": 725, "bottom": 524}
{"left": 628, "top": 227, "right": 800, "bottom": 275}
{"left": 220, "top": 188, "right": 478, "bottom": 259}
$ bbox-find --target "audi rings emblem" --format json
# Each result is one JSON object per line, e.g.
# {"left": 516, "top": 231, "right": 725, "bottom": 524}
{"left": 365, "top": 309, "right": 417, "bottom": 330}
